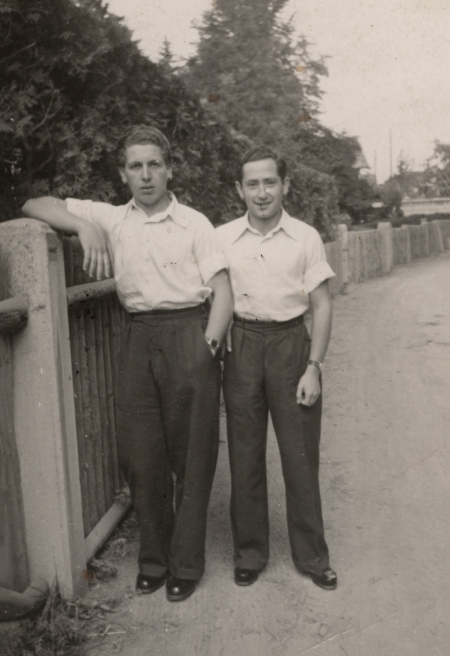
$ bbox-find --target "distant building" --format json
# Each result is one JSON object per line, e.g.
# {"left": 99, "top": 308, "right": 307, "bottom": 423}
{"left": 402, "top": 197, "right": 450, "bottom": 216}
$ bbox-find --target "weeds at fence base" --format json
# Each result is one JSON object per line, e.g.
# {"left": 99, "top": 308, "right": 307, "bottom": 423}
{"left": 0, "top": 583, "right": 112, "bottom": 656}
{"left": 0, "top": 510, "right": 139, "bottom": 655}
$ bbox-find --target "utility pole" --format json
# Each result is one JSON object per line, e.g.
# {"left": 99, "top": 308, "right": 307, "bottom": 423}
{"left": 389, "top": 129, "right": 393, "bottom": 179}
{"left": 373, "top": 150, "right": 377, "bottom": 182}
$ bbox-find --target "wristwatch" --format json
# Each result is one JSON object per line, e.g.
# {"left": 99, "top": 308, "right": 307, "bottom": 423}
{"left": 205, "top": 337, "right": 219, "bottom": 355}
{"left": 308, "top": 360, "right": 323, "bottom": 371}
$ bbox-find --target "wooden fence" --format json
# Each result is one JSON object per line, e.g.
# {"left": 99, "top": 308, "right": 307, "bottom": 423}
{"left": 0, "top": 216, "right": 448, "bottom": 600}
{"left": 324, "top": 239, "right": 344, "bottom": 297}
{"left": 63, "top": 238, "right": 127, "bottom": 541}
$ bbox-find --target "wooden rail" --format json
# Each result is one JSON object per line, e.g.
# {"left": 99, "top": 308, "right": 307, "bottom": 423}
{"left": 0, "top": 297, "right": 28, "bottom": 334}
{"left": 66, "top": 279, "right": 116, "bottom": 307}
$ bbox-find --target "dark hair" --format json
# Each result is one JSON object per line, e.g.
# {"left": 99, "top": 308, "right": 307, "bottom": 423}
{"left": 238, "top": 145, "right": 287, "bottom": 182}
{"left": 116, "top": 125, "right": 172, "bottom": 168}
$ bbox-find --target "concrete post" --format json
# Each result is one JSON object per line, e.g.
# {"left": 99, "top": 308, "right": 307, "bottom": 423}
{"left": 377, "top": 222, "right": 393, "bottom": 274}
{"left": 430, "top": 220, "right": 444, "bottom": 252}
{"left": 420, "top": 218, "right": 430, "bottom": 256}
{"left": 337, "top": 224, "right": 349, "bottom": 285}
{"left": 0, "top": 220, "right": 87, "bottom": 599}
{"left": 401, "top": 225, "right": 412, "bottom": 264}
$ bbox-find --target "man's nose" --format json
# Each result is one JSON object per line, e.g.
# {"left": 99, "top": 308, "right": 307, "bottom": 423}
{"left": 257, "top": 184, "right": 268, "bottom": 198}
{"left": 142, "top": 165, "right": 152, "bottom": 180}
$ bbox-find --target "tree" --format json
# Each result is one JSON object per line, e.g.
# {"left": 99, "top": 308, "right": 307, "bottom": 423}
{"left": 0, "top": 0, "right": 240, "bottom": 223}
{"left": 291, "top": 127, "right": 376, "bottom": 223}
{"left": 184, "top": 0, "right": 327, "bottom": 144}
{"left": 381, "top": 143, "right": 450, "bottom": 209}
{"left": 183, "top": 0, "right": 374, "bottom": 235}
{"left": 421, "top": 142, "right": 450, "bottom": 198}
{"left": 158, "top": 37, "right": 176, "bottom": 76}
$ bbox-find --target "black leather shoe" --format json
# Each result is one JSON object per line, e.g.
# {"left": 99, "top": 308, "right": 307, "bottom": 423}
{"left": 136, "top": 573, "right": 166, "bottom": 594}
{"left": 309, "top": 567, "right": 337, "bottom": 590}
{"left": 234, "top": 568, "right": 259, "bottom": 586}
{"left": 166, "top": 576, "right": 198, "bottom": 602}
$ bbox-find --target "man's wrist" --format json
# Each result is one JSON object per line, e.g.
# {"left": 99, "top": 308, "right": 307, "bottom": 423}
{"left": 307, "top": 360, "right": 323, "bottom": 373}
{"left": 205, "top": 336, "right": 220, "bottom": 355}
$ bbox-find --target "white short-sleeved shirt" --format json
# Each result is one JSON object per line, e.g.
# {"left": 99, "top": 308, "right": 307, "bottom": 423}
{"left": 67, "top": 193, "right": 227, "bottom": 312}
{"left": 216, "top": 209, "right": 335, "bottom": 321}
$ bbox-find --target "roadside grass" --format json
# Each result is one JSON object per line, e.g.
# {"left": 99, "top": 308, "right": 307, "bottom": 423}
{"left": 1, "top": 584, "right": 106, "bottom": 656}
{"left": 1, "top": 510, "right": 139, "bottom": 655}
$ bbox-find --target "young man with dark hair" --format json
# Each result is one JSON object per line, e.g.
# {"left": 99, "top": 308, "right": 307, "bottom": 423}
{"left": 23, "top": 125, "right": 234, "bottom": 602}
{"left": 217, "top": 145, "right": 337, "bottom": 590}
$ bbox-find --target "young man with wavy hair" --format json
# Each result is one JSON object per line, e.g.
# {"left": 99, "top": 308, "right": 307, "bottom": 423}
{"left": 23, "top": 125, "right": 233, "bottom": 602}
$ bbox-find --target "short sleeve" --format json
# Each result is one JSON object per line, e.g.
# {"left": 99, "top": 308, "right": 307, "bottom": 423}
{"left": 66, "top": 198, "right": 113, "bottom": 233}
{"left": 303, "top": 229, "right": 335, "bottom": 294}
{"left": 66, "top": 198, "right": 95, "bottom": 224}
{"left": 193, "top": 216, "right": 228, "bottom": 284}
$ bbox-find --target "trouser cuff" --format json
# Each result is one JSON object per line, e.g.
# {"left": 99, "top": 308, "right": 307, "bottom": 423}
{"left": 168, "top": 560, "right": 204, "bottom": 581}
{"left": 139, "top": 563, "right": 168, "bottom": 578}
{"left": 293, "top": 554, "right": 330, "bottom": 576}
{"left": 233, "top": 551, "right": 268, "bottom": 571}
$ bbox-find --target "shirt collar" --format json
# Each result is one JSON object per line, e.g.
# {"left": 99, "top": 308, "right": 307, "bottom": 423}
{"left": 231, "top": 208, "right": 299, "bottom": 242}
{"left": 128, "top": 192, "right": 187, "bottom": 228}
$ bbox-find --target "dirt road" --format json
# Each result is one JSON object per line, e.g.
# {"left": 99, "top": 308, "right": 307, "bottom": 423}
{"left": 92, "top": 251, "right": 450, "bottom": 656}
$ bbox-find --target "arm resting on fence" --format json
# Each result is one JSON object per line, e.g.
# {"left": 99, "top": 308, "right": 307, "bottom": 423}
{"left": 0, "top": 297, "right": 28, "bottom": 334}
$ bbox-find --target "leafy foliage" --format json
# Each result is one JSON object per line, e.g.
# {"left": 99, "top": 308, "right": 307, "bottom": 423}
{"left": 182, "top": 0, "right": 375, "bottom": 235}
{"left": 383, "top": 143, "right": 450, "bottom": 205}
{"left": 0, "top": 0, "right": 240, "bottom": 223}
{"left": 292, "top": 127, "right": 376, "bottom": 224}
{"left": 419, "top": 142, "right": 450, "bottom": 198}
{"left": 183, "top": 0, "right": 327, "bottom": 143}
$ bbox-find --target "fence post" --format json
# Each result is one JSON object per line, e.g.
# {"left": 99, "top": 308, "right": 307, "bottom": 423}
{"left": 0, "top": 219, "right": 87, "bottom": 599}
{"left": 430, "top": 220, "right": 444, "bottom": 252}
{"left": 438, "top": 219, "right": 450, "bottom": 249}
{"left": 377, "top": 222, "right": 393, "bottom": 274}
{"left": 401, "top": 225, "right": 412, "bottom": 264}
{"left": 420, "top": 218, "right": 430, "bottom": 256}
{"left": 0, "top": 263, "right": 29, "bottom": 594}
{"left": 337, "top": 224, "right": 349, "bottom": 285}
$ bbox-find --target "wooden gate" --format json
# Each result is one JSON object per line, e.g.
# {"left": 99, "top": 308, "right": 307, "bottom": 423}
{"left": 62, "top": 238, "right": 130, "bottom": 560}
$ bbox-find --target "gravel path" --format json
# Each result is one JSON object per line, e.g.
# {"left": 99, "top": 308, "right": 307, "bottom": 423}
{"left": 90, "top": 251, "right": 450, "bottom": 656}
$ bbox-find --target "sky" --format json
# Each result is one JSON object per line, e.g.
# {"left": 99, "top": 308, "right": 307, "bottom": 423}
{"left": 106, "top": 0, "right": 450, "bottom": 182}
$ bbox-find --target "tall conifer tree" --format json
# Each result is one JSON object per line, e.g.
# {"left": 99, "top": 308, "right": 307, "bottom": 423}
{"left": 184, "top": 0, "right": 326, "bottom": 145}
{"left": 184, "top": 0, "right": 375, "bottom": 230}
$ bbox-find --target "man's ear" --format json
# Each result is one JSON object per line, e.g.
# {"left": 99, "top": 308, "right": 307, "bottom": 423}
{"left": 235, "top": 180, "right": 244, "bottom": 200}
{"left": 119, "top": 168, "right": 127, "bottom": 184}
{"left": 282, "top": 176, "right": 290, "bottom": 196}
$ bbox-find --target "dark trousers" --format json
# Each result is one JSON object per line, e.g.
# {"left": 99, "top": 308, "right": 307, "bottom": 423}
{"left": 116, "top": 305, "right": 221, "bottom": 580}
{"left": 223, "top": 316, "right": 329, "bottom": 575}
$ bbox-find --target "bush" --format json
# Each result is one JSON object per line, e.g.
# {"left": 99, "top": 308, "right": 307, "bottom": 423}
{"left": 0, "top": 0, "right": 239, "bottom": 224}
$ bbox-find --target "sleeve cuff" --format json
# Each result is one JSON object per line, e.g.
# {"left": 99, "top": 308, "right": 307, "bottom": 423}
{"left": 303, "top": 261, "right": 335, "bottom": 294}
{"left": 198, "top": 252, "right": 228, "bottom": 285}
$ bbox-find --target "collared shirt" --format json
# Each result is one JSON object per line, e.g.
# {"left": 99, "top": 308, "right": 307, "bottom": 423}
{"left": 67, "top": 193, "right": 227, "bottom": 312}
{"left": 216, "top": 209, "right": 335, "bottom": 321}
